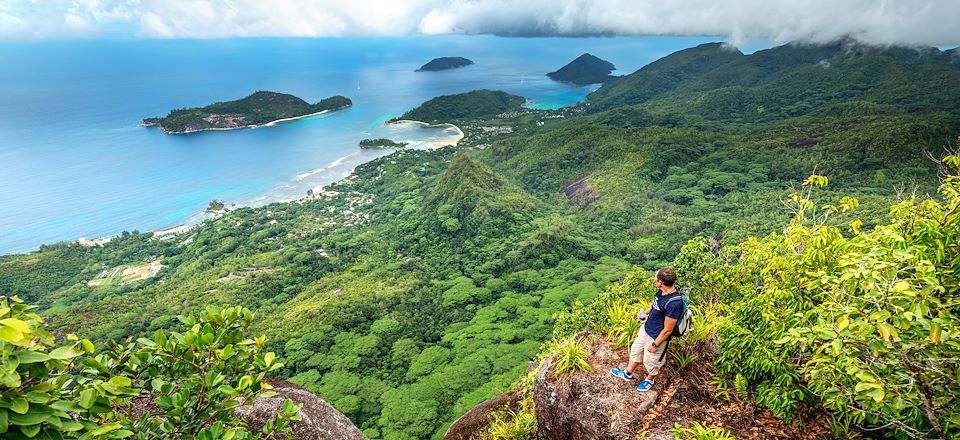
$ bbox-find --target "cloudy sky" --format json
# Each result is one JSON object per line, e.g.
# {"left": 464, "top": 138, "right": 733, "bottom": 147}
{"left": 1, "top": 0, "right": 958, "bottom": 46}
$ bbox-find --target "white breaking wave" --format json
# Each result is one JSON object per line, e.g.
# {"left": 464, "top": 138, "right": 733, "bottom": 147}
{"left": 295, "top": 153, "right": 358, "bottom": 181}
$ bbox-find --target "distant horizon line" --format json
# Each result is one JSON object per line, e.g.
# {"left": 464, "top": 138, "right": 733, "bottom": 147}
{"left": 1, "top": 35, "right": 955, "bottom": 52}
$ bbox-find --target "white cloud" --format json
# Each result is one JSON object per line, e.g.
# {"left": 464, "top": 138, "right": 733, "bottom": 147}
{"left": 419, "top": 9, "right": 458, "bottom": 35}
{"left": 0, "top": 0, "right": 957, "bottom": 46}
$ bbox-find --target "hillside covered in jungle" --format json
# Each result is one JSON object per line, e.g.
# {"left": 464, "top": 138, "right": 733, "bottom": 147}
{"left": 2, "top": 40, "right": 960, "bottom": 440}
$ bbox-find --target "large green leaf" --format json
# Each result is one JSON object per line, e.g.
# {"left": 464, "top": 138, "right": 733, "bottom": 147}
{"left": 13, "top": 351, "right": 50, "bottom": 364}
{"left": 47, "top": 346, "right": 82, "bottom": 360}
{"left": 78, "top": 390, "right": 96, "bottom": 410}
{"left": 7, "top": 410, "right": 48, "bottom": 426}
{"left": 10, "top": 397, "right": 29, "bottom": 415}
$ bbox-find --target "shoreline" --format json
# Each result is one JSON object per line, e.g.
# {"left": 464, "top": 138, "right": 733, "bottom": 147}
{"left": 143, "top": 105, "right": 350, "bottom": 135}
{"left": 387, "top": 119, "right": 465, "bottom": 148}
{"left": 71, "top": 119, "right": 465, "bottom": 248}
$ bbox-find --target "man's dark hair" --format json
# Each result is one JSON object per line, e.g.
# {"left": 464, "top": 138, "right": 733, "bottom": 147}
{"left": 656, "top": 268, "right": 677, "bottom": 287}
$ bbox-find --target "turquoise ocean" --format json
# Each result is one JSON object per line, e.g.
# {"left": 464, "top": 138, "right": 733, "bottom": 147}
{"left": 0, "top": 35, "right": 768, "bottom": 254}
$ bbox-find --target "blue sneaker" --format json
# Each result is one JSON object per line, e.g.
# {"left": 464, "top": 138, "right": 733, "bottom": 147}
{"left": 609, "top": 368, "right": 633, "bottom": 381}
{"left": 636, "top": 379, "right": 655, "bottom": 391}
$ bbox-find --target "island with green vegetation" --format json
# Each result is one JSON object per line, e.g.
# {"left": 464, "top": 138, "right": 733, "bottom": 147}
{"left": 416, "top": 56, "right": 474, "bottom": 72}
{"left": 547, "top": 53, "right": 617, "bottom": 85}
{"left": 392, "top": 89, "right": 525, "bottom": 124}
{"left": 359, "top": 138, "right": 409, "bottom": 149}
{"left": 6, "top": 41, "right": 960, "bottom": 440}
{"left": 142, "top": 91, "right": 352, "bottom": 134}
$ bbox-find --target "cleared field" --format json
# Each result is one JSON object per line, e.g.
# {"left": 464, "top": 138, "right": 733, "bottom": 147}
{"left": 88, "top": 260, "right": 163, "bottom": 286}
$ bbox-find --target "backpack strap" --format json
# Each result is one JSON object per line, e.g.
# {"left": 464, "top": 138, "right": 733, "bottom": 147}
{"left": 663, "top": 292, "right": 686, "bottom": 316}
{"left": 658, "top": 339, "right": 671, "bottom": 362}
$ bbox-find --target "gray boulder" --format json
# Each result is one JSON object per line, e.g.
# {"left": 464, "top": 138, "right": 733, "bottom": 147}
{"left": 238, "top": 379, "right": 367, "bottom": 440}
{"left": 533, "top": 335, "right": 660, "bottom": 440}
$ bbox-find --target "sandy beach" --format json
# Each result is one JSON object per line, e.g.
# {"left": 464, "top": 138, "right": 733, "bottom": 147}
{"left": 388, "top": 119, "right": 465, "bottom": 148}
{"left": 259, "top": 108, "right": 338, "bottom": 127}
{"left": 146, "top": 105, "right": 350, "bottom": 134}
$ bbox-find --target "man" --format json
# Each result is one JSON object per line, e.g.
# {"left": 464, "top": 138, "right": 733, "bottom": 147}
{"left": 610, "top": 268, "right": 683, "bottom": 391}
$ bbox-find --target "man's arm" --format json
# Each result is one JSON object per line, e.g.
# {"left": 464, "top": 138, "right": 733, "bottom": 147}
{"left": 654, "top": 317, "right": 677, "bottom": 347}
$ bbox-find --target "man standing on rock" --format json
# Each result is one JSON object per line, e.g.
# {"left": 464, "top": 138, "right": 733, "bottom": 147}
{"left": 610, "top": 268, "right": 683, "bottom": 391}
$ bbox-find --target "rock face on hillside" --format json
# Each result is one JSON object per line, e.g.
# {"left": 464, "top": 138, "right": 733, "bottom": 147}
{"left": 562, "top": 175, "right": 601, "bottom": 207}
{"left": 238, "top": 379, "right": 367, "bottom": 440}
{"left": 443, "top": 392, "right": 521, "bottom": 440}
{"left": 533, "top": 336, "right": 660, "bottom": 439}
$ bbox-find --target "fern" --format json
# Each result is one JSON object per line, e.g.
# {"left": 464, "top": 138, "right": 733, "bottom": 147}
{"left": 710, "top": 375, "right": 731, "bottom": 401}
{"left": 686, "top": 302, "right": 721, "bottom": 345}
{"left": 669, "top": 337, "right": 698, "bottom": 369}
{"left": 734, "top": 373, "right": 749, "bottom": 399}
{"left": 671, "top": 422, "right": 736, "bottom": 440}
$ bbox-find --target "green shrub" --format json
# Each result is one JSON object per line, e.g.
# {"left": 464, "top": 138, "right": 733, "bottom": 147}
{"left": 712, "top": 155, "right": 960, "bottom": 438}
{"left": 0, "top": 297, "right": 301, "bottom": 439}
{"left": 485, "top": 397, "right": 538, "bottom": 440}
{"left": 551, "top": 336, "right": 594, "bottom": 379}
{"left": 107, "top": 305, "right": 301, "bottom": 438}
{"left": 0, "top": 294, "right": 129, "bottom": 439}
{"left": 605, "top": 302, "right": 642, "bottom": 348}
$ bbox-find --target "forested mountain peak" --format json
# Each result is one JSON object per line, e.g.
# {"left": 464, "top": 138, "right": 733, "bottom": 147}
{"left": 586, "top": 42, "right": 744, "bottom": 108}
{"left": 427, "top": 152, "right": 536, "bottom": 234}
{"left": 587, "top": 40, "right": 960, "bottom": 123}
{"left": 397, "top": 89, "right": 525, "bottom": 123}
{"left": 433, "top": 152, "right": 503, "bottom": 198}
{"left": 546, "top": 53, "right": 617, "bottom": 85}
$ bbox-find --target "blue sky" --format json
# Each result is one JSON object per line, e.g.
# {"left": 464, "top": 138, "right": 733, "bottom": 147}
{"left": 1, "top": 0, "right": 958, "bottom": 47}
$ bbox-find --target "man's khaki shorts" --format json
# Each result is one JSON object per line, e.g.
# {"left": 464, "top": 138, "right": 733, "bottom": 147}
{"left": 630, "top": 330, "right": 668, "bottom": 376}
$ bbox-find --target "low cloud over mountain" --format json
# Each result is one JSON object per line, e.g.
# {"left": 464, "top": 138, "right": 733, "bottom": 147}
{"left": 2, "top": 0, "right": 958, "bottom": 47}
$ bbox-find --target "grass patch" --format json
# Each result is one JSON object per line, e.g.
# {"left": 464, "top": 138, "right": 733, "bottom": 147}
{"left": 552, "top": 335, "right": 594, "bottom": 379}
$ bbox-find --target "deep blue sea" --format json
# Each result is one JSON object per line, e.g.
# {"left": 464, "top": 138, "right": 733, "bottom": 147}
{"left": 0, "top": 35, "right": 770, "bottom": 254}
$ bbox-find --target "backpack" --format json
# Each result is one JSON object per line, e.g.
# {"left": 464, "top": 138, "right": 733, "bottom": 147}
{"left": 663, "top": 292, "right": 694, "bottom": 337}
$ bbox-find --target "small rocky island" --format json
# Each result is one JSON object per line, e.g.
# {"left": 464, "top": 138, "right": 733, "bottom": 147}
{"left": 143, "top": 91, "right": 352, "bottom": 134}
{"left": 547, "top": 53, "right": 617, "bottom": 86}
{"left": 416, "top": 57, "right": 474, "bottom": 72}
{"left": 359, "top": 138, "right": 409, "bottom": 149}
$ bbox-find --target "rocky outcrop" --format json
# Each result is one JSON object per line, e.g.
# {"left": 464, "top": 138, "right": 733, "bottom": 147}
{"left": 533, "top": 336, "right": 660, "bottom": 440}
{"left": 238, "top": 379, "right": 367, "bottom": 440}
{"left": 562, "top": 175, "right": 601, "bottom": 208}
{"left": 443, "top": 392, "right": 521, "bottom": 440}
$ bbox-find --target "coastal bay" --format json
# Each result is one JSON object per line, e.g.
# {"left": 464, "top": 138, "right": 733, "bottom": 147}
{"left": 0, "top": 35, "right": 732, "bottom": 254}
